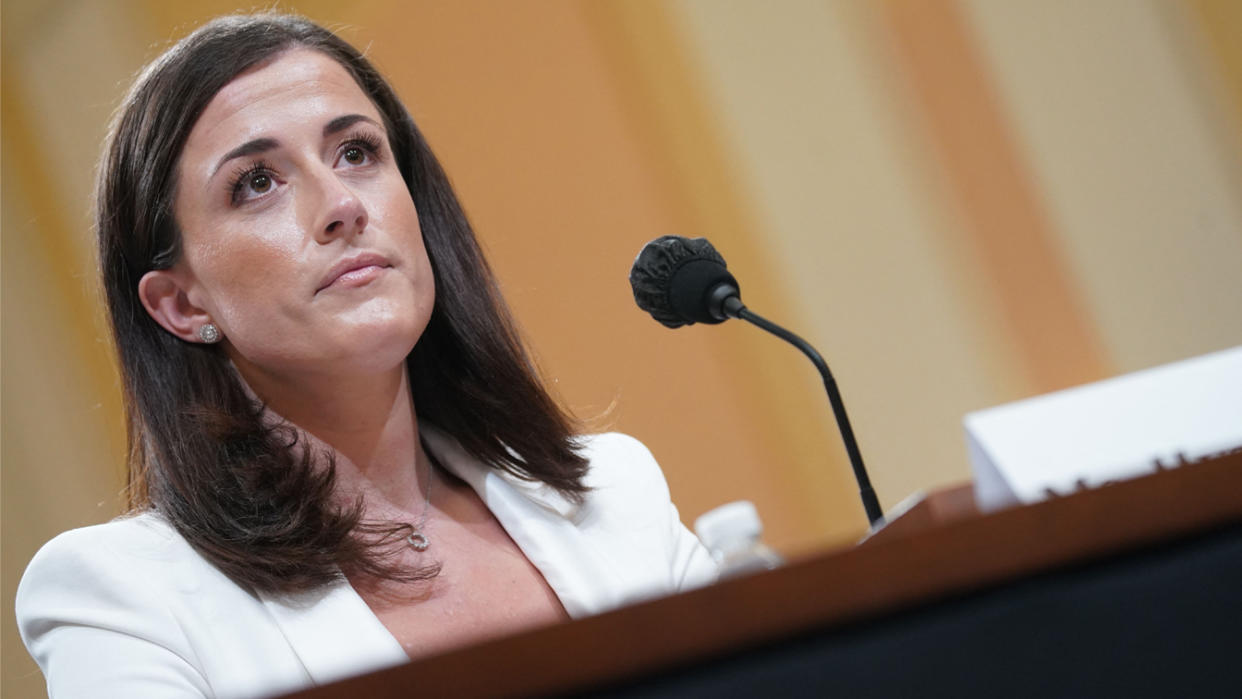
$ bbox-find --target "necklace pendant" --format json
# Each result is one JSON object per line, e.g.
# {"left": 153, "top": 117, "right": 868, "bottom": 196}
{"left": 407, "top": 531, "right": 430, "bottom": 552}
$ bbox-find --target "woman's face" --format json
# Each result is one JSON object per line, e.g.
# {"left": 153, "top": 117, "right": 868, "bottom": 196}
{"left": 163, "top": 48, "right": 434, "bottom": 385}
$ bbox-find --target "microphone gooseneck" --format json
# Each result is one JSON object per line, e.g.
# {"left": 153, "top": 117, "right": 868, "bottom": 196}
{"left": 629, "top": 235, "right": 884, "bottom": 526}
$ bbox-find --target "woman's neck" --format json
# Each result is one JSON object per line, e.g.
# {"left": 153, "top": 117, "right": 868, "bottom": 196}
{"left": 239, "top": 362, "right": 429, "bottom": 515}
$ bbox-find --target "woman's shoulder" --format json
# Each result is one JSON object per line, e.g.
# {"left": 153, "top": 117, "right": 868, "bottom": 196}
{"left": 577, "top": 431, "right": 653, "bottom": 456}
{"left": 16, "top": 511, "right": 239, "bottom": 628}
{"left": 35, "top": 510, "right": 176, "bottom": 542}
{"left": 16, "top": 513, "right": 321, "bottom": 697}
{"left": 571, "top": 432, "right": 719, "bottom": 596}
{"left": 575, "top": 431, "right": 668, "bottom": 490}
{"left": 15, "top": 513, "right": 212, "bottom": 694}
{"left": 570, "top": 432, "right": 686, "bottom": 530}
{"left": 22, "top": 511, "right": 193, "bottom": 575}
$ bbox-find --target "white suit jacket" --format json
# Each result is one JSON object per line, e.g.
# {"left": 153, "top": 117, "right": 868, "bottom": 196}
{"left": 17, "top": 431, "right": 717, "bottom": 698}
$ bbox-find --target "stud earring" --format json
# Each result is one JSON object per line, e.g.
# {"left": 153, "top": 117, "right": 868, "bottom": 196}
{"left": 198, "top": 323, "right": 222, "bottom": 344}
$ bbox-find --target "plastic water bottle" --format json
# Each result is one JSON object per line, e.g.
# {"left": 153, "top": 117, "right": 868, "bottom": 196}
{"left": 695, "top": 500, "right": 784, "bottom": 579}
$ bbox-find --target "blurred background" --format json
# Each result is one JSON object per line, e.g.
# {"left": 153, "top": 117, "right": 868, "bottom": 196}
{"left": 4, "top": 0, "right": 1240, "bottom": 694}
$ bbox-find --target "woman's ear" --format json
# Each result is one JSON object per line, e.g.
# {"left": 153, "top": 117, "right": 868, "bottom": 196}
{"left": 138, "top": 269, "right": 214, "bottom": 343}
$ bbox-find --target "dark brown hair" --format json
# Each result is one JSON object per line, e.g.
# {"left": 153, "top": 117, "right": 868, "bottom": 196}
{"left": 98, "top": 14, "right": 587, "bottom": 594}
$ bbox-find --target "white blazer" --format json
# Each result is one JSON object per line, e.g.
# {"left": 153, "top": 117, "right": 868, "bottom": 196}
{"left": 17, "top": 431, "right": 718, "bottom": 698}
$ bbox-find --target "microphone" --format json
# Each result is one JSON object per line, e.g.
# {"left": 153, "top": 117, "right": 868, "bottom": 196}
{"left": 629, "top": 235, "right": 884, "bottom": 526}
{"left": 628, "top": 236, "right": 742, "bottom": 327}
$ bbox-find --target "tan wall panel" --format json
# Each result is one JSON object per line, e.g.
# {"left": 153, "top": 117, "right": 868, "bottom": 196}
{"left": 2, "top": 3, "right": 151, "bottom": 694}
{"left": 1185, "top": 0, "right": 1242, "bottom": 147}
{"left": 962, "top": 0, "right": 1242, "bottom": 371}
{"left": 881, "top": 0, "right": 1112, "bottom": 392}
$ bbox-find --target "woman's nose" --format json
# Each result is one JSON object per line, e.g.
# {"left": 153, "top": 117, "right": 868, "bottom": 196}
{"left": 314, "top": 173, "right": 368, "bottom": 243}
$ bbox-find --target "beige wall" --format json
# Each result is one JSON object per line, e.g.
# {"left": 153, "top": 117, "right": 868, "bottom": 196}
{"left": 4, "top": 1, "right": 1241, "bottom": 695}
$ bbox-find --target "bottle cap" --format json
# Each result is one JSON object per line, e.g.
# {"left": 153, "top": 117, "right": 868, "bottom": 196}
{"left": 694, "top": 500, "right": 763, "bottom": 552}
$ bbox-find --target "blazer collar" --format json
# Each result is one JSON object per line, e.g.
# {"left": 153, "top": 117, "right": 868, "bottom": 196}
{"left": 420, "top": 425, "right": 626, "bottom": 617}
{"left": 420, "top": 425, "right": 581, "bottom": 520}
{"left": 257, "top": 580, "right": 407, "bottom": 686}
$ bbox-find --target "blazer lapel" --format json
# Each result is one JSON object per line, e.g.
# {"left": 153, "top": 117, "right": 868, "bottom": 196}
{"left": 258, "top": 579, "right": 407, "bottom": 686}
{"left": 421, "top": 426, "right": 631, "bottom": 618}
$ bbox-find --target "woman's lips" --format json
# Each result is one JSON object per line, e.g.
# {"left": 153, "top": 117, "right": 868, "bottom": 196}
{"left": 317, "top": 253, "right": 392, "bottom": 293}
{"left": 327, "top": 264, "right": 386, "bottom": 289}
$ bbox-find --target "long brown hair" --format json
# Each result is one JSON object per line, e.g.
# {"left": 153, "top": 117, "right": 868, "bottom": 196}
{"left": 98, "top": 14, "right": 587, "bottom": 594}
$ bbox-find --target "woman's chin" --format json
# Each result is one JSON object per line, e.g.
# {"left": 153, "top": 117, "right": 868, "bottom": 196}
{"left": 227, "top": 307, "right": 429, "bottom": 385}
{"left": 324, "top": 322, "right": 422, "bottom": 373}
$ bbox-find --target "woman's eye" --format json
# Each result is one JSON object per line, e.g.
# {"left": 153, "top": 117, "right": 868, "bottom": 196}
{"left": 249, "top": 173, "right": 273, "bottom": 193}
{"left": 228, "top": 162, "right": 280, "bottom": 205}
{"left": 338, "top": 134, "right": 382, "bottom": 167}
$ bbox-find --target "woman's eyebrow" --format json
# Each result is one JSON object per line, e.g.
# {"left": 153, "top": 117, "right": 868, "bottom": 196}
{"left": 323, "top": 114, "right": 380, "bottom": 136}
{"left": 212, "top": 137, "right": 279, "bottom": 177}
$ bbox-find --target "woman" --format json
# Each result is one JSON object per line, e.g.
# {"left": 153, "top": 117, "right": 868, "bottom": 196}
{"left": 16, "top": 13, "right": 715, "bottom": 698}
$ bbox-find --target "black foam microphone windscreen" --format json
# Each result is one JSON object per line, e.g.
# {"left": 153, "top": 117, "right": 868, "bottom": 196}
{"left": 629, "top": 236, "right": 740, "bottom": 328}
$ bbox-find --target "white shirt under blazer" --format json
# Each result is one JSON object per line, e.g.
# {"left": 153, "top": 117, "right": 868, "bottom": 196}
{"left": 17, "top": 429, "right": 718, "bottom": 698}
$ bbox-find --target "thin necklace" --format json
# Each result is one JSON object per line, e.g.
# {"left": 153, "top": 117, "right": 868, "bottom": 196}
{"left": 406, "top": 443, "right": 436, "bottom": 552}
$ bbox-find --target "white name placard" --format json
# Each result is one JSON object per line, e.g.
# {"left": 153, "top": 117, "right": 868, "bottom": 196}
{"left": 965, "top": 345, "right": 1242, "bottom": 512}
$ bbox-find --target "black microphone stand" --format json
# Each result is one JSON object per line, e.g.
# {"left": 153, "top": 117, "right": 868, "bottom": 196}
{"left": 722, "top": 296, "right": 885, "bottom": 526}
